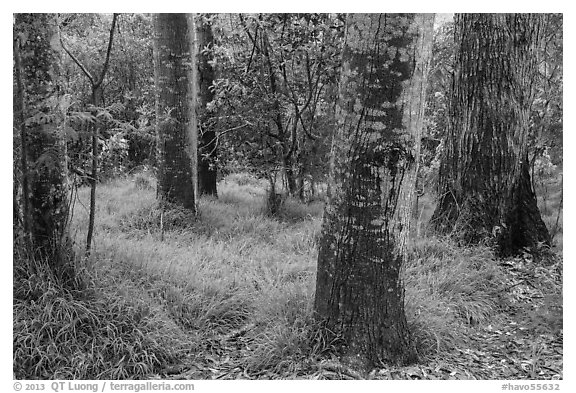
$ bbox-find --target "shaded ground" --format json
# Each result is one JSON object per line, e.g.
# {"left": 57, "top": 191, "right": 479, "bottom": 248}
{"left": 152, "top": 253, "right": 562, "bottom": 380}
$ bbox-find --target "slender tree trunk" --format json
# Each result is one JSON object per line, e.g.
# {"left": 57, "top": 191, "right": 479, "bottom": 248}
{"left": 13, "top": 34, "right": 30, "bottom": 239}
{"left": 153, "top": 13, "right": 198, "bottom": 212}
{"left": 15, "top": 14, "right": 72, "bottom": 275}
{"left": 85, "top": 86, "right": 103, "bottom": 256}
{"left": 314, "top": 13, "right": 434, "bottom": 368}
{"left": 61, "top": 14, "right": 118, "bottom": 257}
{"left": 260, "top": 28, "right": 297, "bottom": 196}
{"left": 430, "top": 14, "right": 550, "bottom": 256}
{"left": 195, "top": 14, "right": 218, "bottom": 197}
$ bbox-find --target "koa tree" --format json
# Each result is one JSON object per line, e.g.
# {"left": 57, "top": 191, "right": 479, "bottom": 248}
{"left": 153, "top": 13, "right": 198, "bottom": 212}
{"left": 14, "top": 13, "right": 73, "bottom": 277}
{"left": 430, "top": 14, "right": 550, "bottom": 256}
{"left": 314, "top": 14, "right": 434, "bottom": 367}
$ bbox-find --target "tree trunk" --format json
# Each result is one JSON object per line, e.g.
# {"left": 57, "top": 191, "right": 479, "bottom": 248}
{"left": 259, "top": 26, "right": 297, "bottom": 196}
{"left": 430, "top": 14, "right": 550, "bottom": 256}
{"left": 15, "top": 13, "right": 72, "bottom": 274}
{"left": 59, "top": 14, "right": 117, "bottom": 256}
{"left": 297, "top": 169, "right": 305, "bottom": 202}
{"left": 314, "top": 14, "right": 434, "bottom": 368}
{"left": 195, "top": 14, "right": 218, "bottom": 197}
{"left": 153, "top": 13, "right": 198, "bottom": 212}
{"left": 13, "top": 32, "right": 30, "bottom": 239}
{"left": 85, "top": 86, "right": 103, "bottom": 256}
{"left": 283, "top": 156, "right": 298, "bottom": 196}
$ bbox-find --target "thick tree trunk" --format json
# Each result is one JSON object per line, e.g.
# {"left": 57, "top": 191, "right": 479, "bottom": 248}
{"left": 153, "top": 14, "right": 198, "bottom": 212}
{"left": 15, "top": 14, "right": 72, "bottom": 274}
{"left": 314, "top": 14, "right": 434, "bottom": 367}
{"left": 430, "top": 14, "right": 550, "bottom": 256}
{"left": 195, "top": 14, "right": 218, "bottom": 197}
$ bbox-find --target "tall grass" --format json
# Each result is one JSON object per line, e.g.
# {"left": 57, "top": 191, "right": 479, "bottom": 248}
{"left": 14, "top": 169, "right": 562, "bottom": 378}
{"left": 13, "top": 253, "right": 188, "bottom": 379}
{"left": 404, "top": 238, "right": 507, "bottom": 356}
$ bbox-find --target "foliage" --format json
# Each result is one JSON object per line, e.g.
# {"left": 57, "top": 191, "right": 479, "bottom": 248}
{"left": 58, "top": 13, "right": 155, "bottom": 178}
{"left": 528, "top": 14, "right": 563, "bottom": 167}
{"left": 414, "top": 21, "right": 454, "bottom": 198}
{"left": 211, "top": 13, "right": 344, "bottom": 193}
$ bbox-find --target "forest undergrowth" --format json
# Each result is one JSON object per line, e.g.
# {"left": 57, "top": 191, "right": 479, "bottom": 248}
{"left": 13, "top": 171, "right": 563, "bottom": 380}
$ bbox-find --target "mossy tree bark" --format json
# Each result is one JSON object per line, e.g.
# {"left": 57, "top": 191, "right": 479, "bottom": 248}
{"left": 195, "top": 14, "right": 218, "bottom": 197}
{"left": 430, "top": 14, "right": 550, "bottom": 256}
{"left": 314, "top": 13, "right": 434, "bottom": 367}
{"left": 15, "top": 13, "right": 72, "bottom": 275}
{"left": 153, "top": 14, "right": 198, "bottom": 212}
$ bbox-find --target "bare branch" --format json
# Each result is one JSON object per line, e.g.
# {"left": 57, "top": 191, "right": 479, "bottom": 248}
{"left": 58, "top": 16, "right": 95, "bottom": 84}
{"left": 95, "top": 13, "right": 118, "bottom": 88}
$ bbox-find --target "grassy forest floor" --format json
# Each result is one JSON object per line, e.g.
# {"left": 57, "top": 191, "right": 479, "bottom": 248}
{"left": 13, "top": 171, "right": 563, "bottom": 380}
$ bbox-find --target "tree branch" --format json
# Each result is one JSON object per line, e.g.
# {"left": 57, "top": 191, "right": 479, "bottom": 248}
{"left": 95, "top": 13, "right": 118, "bottom": 88}
{"left": 58, "top": 18, "right": 95, "bottom": 85}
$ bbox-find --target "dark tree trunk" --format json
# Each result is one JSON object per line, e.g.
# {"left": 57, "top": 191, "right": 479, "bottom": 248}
{"left": 314, "top": 14, "right": 434, "bottom": 368}
{"left": 430, "top": 14, "right": 551, "bottom": 256}
{"left": 195, "top": 14, "right": 218, "bottom": 197}
{"left": 15, "top": 13, "right": 72, "bottom": 273}
{"left": 283, "top": 157, "right": 298, "bottom": 196}
{"left": 297, "top": 170, "right": 305, "bottom": 201}
{"left": 153, "top": 14, "right": 198, "bottom": 212}
{"left": 85, "top": 86, "right": 103, "bottom": 256}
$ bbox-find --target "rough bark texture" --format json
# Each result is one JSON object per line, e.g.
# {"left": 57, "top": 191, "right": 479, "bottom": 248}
{"left": 153, "top": 14, "right": 198, "bottom": 212}
{"left": 16, "top": 14, "right": 71, "bottom": 271}
{"left": 314, "top": 14, "right": 434, "bottom": 367}
{"left": 430, "top": 14, "right": 550, "bottom": 256}
{"left": 195, "top": 14, "right": 218, "bottom": 197}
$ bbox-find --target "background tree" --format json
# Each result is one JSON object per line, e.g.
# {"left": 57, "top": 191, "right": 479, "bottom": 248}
{"left": 195, "top": 14, "right": 218, "bottom": 196}
{"left": 528, "top": 14, "right": 563, "bottom": 169}
{"left": 59, "top": 13, "right": 118, "bottom": 255}
{"left": 14, "top": 13, "right": 73, "bottom": 276}
{"left": 211, "top": 14, "right": 343, "bottom": 204}
{"left": 314, "top": 13, "right": 434, "bottom": 367}
{"left": 430, "top": 13, "right": 550, "bottom": 256}
{"left": 106, "top": 13, "right": 156, "bottom": 171}
{"left": 153, "top": 13, "right": 198, "bottom": 212}
{"left": 58, "top": 14, "right": 156, "bottom": 180}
